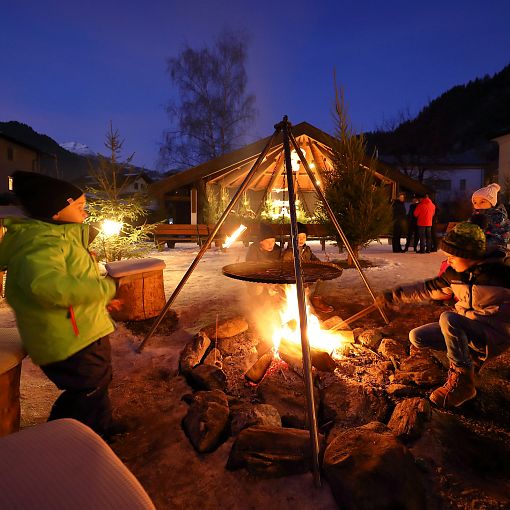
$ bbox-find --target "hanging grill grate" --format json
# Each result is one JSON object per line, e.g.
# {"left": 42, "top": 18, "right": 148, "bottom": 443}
{"left": 222, "top": 260, "right": 343, "bottom": 284}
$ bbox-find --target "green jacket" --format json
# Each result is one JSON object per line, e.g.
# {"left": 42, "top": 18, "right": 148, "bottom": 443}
{"left": 0, "top": 218, "right": 116, "bottom": 365}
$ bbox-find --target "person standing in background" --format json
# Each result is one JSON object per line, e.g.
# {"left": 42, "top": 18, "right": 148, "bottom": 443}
{"left": 391, "top": 192, "right": 408, "bottom": 253}
{"left": 414, "top": 194, "right": 436, "bottom": 253}
{"left": 404, "top": 196, "right": 419, "bottom": 252}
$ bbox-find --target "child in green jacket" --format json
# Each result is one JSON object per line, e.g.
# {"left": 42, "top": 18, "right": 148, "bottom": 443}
{"left": 0, "top": 171, "right": 119, "bottom": 436}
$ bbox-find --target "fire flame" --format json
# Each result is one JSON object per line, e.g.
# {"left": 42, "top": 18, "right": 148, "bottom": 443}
{"left": 272, "top": 285, "right": 348, "bottom": 355}
{"left": 223, "top": 224, "right": 247, "bottom": 248}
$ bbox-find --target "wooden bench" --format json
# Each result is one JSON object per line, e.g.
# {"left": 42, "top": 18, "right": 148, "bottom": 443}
{"left": 154, "top": 224, "right": 213, "bottom": 249}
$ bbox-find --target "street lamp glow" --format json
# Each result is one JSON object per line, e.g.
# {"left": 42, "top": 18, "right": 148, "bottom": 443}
{"left": 101, "top": 219, "right": 123, "bottom": 237}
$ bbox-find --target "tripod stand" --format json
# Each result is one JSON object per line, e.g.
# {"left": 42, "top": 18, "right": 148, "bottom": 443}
{"left": 138, "top": 116, "right": 389, "bottom": 486}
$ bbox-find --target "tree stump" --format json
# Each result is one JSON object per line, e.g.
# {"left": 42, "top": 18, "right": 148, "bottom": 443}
{"left": 105, "top": 258, "right": 166, "bottom": 322}
{"left": 0, "top": 328, "right": 26, "bottom": 437}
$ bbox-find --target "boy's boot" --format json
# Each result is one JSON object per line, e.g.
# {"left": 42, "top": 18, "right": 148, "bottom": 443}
{"left": 429, "top": 363, "right": 476, "bottom": 408}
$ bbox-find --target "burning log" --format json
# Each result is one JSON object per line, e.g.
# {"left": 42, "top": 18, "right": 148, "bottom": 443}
{"left": 245, "top": 351, "right": 274, "bottom": 384}
{"left": 279, "top": 338, "right": 337, "bottom": 373}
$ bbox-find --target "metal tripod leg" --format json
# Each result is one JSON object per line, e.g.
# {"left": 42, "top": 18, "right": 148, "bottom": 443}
{"left": 279, "top": 117, "right": 322, "bottom": 487}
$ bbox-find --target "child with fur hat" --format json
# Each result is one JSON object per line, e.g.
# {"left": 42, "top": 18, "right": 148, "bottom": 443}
{"left": 470, "top": 183, "right": 510, "bottom": 250}
{"left": 0, "top": 171, "right": 120, "bottom": 437}
{"left": 378, "top": 222, "right": 510, "bottom": 409}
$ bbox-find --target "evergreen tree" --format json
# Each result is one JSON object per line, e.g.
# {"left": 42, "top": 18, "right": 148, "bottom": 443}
{"left": 321, "top": 87, "right": 392, "bottom": 265}
{"left": 86, "top": 123, "right": 154, "bottom": 262}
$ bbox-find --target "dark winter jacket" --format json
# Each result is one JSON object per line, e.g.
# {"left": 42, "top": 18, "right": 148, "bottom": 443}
{"left": 392, "top": 200, "right": 407, "bottom": 221}
{"left": 282, "top": 244, "right": 320, "bottom": 263}
{"left": 388, "top": 254, "right": 510, "bottom": 358}
{"left": 472, "top": 203, "right": 510, "bottom": 249}
{"left": 0, "top": 218, "right": 116, "bottom": 365}
{"left": 413, "top": 197, "right": 436, "bottom": 227}
{"left": 245, "top": 242, "right": 281, "bottom": 262}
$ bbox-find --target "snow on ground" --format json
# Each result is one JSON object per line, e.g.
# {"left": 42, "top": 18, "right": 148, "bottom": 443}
{"left": 1, "top": 239, "right": 445, "bottom": 337}
{"left": 149, "top": 239, "right": 445, "bottom": 332}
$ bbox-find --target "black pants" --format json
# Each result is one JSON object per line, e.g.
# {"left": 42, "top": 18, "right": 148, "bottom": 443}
{"left": 41, "top": 336, "right": 112, "bottom": 435}
{"left": 418, "top": 226, "right": 432, "bottom": 252}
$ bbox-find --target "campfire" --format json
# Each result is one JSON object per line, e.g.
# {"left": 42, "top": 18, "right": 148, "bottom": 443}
{"left": 244, "top": 284, "right": 354, "bottom": 383}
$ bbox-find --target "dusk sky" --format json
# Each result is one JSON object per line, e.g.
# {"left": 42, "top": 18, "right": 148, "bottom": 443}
{"left": 2, "top": 0, "right": 510, "bottom": 170}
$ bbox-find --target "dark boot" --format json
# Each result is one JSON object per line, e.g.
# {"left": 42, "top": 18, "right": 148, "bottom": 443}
{"left": 429, "top": 364, "right": 476, "bottom": 408}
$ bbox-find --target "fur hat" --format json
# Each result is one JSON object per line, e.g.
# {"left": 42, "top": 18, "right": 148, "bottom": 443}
{"left": 472, "top": 183, "right": 500, "bottom": 207}
{"left": 440, "top": 222, "right": 486, "bottom": 259}
{"left": 12, "top": 171, "right": 83, "bottom": 219}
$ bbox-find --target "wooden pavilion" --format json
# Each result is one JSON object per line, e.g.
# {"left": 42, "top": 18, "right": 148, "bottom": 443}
{"left": 151, "top": 122, "right": 430, "bottom": 224}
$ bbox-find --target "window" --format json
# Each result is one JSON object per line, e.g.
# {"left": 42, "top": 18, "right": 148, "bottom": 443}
{"left": 8, "top": 176, "right": 13, "bottom": 191}
{"left": 7, "top": 146, "right": 14, "bottom": 161}
{"left": 424, "top": 178, "right": 451, "bottom": 191}
{"left": 459, "top": 179, "right": 466, "bottom": 191}
{"left": 134, "top": 182, "right": 139, "bottom": 190}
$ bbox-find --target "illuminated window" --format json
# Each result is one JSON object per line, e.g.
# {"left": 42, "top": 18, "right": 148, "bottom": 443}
{"left": 8, "top": 176, "right": 13, "bottom": 191}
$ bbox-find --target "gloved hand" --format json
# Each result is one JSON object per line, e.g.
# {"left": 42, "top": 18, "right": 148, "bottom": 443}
{"left": 375, "top": 291, "right": 397, "bottom": 310}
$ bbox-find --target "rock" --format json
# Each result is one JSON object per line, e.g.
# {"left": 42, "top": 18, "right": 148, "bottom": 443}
{"left": 203, "top": 348, "right": 223, "bottom": 369}
{"left": 182, "top": 390, "right": 229, "bottom": 453}
{"left": 464, "top": 376, "right": 510, "bottom": 427}
{"left": 188, "top": 364, "right": 228, "bottom": 392}
{"left": 360, "top": 361, "right": 392, "bottom": 386}
{"left": 201, "top": 316, "right": 248, "bottom": 339}
{"left": 378, "top": 338, "right": 408, "bottom": 359}
{"left": 323, "top": 422, "right": 428, "bottom": 510}
{"left": 392, "top": 353, "right": 445, "bottom": 387}
{"left": 179, "top": 332, "right": 211, "bottom": 374}
{"left": 388, "top": 398, "right": 431, "bottom": 442}
{"left": 392, "top": 367, "right": 445, "bottom": 387}
{"left": 400, "top": 353, "right": 442, "bottom": 372}
{"left": 257, "top": 369, "right": 319, "bottom": 429}
{"left": 321, "top": 378, "right": 390, "bottom": 428}
{"left": 227, "top": 425, "right": 323, "bottom": 477}
{"left": 386, "top": 384, "right": 422, "bottom": 398}
{"left": 217, "top": 330, "right": 259, "bottom": 356}
{"left": 229, "top": 403, "right": 281, "bottom": 436}
{"left": 357, "top": 328, "right": 383, "bottom": 350}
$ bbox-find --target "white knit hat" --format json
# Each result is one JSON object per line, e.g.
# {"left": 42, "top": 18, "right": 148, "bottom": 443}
{"left": 472, "top": 183, "right": 500, "bottom": 207}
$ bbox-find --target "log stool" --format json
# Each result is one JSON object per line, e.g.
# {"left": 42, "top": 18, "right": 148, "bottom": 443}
{"left": 105, "top": 257, "right": 166, "bottom": 321}
{"left": 0, "top": 328, "right": 26, "bottom": 437}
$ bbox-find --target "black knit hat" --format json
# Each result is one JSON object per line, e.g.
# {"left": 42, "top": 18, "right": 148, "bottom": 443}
{"left": 297, "top": 222, "right": 307, "bottom": 235}
{"left": 440, "top": 222, "right": 486, "bottom": 259}
{"left": 12, "top": 171, "right": 83, "bottom": 219}
{"left": 258, "top": 222, "right": 275, "bottom": 241}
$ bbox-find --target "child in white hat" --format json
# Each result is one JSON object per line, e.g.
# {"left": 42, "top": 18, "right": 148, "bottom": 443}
{"left": 471, "top": 183, "right": 510, "bottom": 250}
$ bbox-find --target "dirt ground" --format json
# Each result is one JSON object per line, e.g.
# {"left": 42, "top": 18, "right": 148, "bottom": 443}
{"left": 19, "top": 297, "right": 510, "bottom": 510}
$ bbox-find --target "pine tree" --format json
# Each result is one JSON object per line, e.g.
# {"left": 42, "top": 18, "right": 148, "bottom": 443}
{"left": 86, "top": 123, "right": 155, "bottom": 262}
{"left": 321, "top": 87, "right": 392, "bottom": 265}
